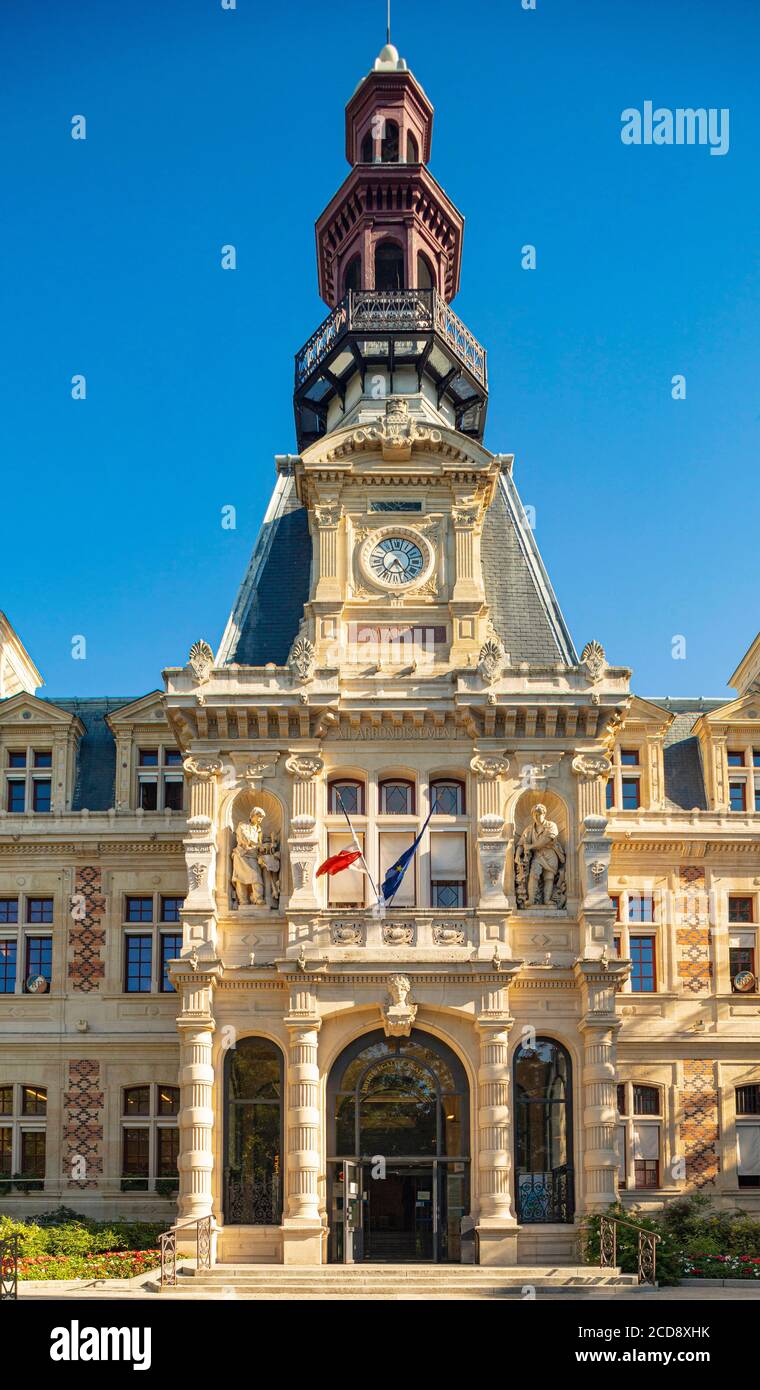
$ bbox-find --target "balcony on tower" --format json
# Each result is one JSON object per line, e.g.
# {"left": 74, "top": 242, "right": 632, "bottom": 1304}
{"left": 294, "top": 288, "right": 488, "bottom": 450}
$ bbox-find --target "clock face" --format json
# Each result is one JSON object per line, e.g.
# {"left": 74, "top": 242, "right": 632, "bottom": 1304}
{"left": 368, "top": 536, "right": 425, "bottom": 585}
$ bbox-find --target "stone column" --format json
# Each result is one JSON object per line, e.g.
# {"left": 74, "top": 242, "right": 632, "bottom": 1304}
{"left": 176, "top": 967, "right": 220, "bottom": 1254}
{"left": 574, "top": 959, "right": 629, "bottom": 1213}
{"left": 282, "top": 984, "right": 323, "bottom": 1264}
{"left": 475, "top": 976, "right": 520, "bottom": 1265}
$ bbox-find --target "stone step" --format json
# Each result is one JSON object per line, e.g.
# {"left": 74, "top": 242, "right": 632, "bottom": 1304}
{"left": 181, "top": 1264, "right": 637, "bottom": 1289}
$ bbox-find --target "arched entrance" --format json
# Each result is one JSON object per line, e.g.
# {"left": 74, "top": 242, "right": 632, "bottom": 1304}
{"left": 514, "top": 1037, "right": 575, "bottom": 1223}
{"left": 328, "top": 1028, "right": 470, "bottom": 1263}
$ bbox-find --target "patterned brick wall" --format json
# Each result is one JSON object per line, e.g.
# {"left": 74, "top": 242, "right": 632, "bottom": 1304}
{"left": 68, "top": 866, "right": 106, "bottom": 992}
{"left": 676, "top": 866, "right": 711, "bottom": 994}
{"left": 682, "top": 1058, "right": 719, "bottom": 1186}
{"left": 63, "top": 1060, "right": 104, "bottom": 1188}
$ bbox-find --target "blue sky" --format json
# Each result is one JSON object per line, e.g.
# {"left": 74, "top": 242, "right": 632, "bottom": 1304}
{"left": 1, "top": 0, "right": 757, "bottom": 700}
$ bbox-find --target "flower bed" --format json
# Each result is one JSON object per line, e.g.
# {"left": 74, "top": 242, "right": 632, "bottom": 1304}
{"left": 19, "top": 1249, "right": 160, "bottom": 1281}
{"left": 682, "top": 1253, "right": 760, "bottom": 1280}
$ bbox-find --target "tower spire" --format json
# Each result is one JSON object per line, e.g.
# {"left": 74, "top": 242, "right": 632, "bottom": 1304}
{"left": 387, "top": 0, "right": 391, "bottom": 44}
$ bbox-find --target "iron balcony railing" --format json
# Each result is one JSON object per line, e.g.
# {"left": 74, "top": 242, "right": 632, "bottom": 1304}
{"left": 295, "top": 288, "right": 487, "bottom": 389}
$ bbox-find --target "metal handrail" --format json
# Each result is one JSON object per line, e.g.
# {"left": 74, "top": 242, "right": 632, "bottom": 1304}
{"left": 0, "top": 1234, "right": 19, "bottom": 1301}
{"left": 598, "top": 1213, "right": 660, "bottom": 1286}
{"left": 159, "top": 1215, "right": 212, "bottom": 1289}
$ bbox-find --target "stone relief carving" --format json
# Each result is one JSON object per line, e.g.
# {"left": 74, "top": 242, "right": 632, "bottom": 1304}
{"left": 331, "top": 923, "right": 364, "bottom": 946}
{"left": 382, "top": 923, "right": 414, "bottom": 946}
{"left": 183, "top": 756, "right": 222, "bottom": 781}
{"left": 231, "top": 807, "right": 281, "bottom": 909}
{"left": 348, "top": 397, "right": 442, "bottom": 462}
{"left": 478, "top": 637, "right": 505, "bottom": 685}
{"left": 515, "top": 802, "right": 567, "bottom": 910}
{"left": 580, "top": 640, "right": 606, "bottom": 683}
{"left": 382, "top": 974, "right": 417, "bottom": 1036}
{"left": 314, "top": 503, "right": 341, "bottom": 529}
{"left": 572, "top": 753, "right": 612, "bottom": 780}
{"left": 188, "top": 639, "right": 214, "bottom": 686}
{"left": 285, "top": 754, "right": 324, "bottom": 781}
{"left": 470, "top": 753, "right": 510, "bottom": 780}
{"left": 288, "top": 636, "right": 316, "bottom": 683}
{"left": 433, "top": 922, "right": 466, "bottom": 946}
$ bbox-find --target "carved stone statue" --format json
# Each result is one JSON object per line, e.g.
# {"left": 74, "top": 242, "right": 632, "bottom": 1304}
{"left": 515, "top": 803, "right": 566, "bottom": 909}
{"left": 232, "top": 807, "right": 281, "bottom": 909}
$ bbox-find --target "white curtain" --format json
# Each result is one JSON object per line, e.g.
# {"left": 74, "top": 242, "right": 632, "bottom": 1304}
{"left": 632, "top": 1123, "right": 660, "bottom": 1161}
{"left": 327, "top": 832, "right": 365, "bottom": 906}
{"left": 737, "top": 1124, "right": 760, "bottom": 1176}
{"left": 379, "top": 831, "right": 415, "bottom": 905}
{"left": 430, "top": 832, "right": 466, "bottom": 878}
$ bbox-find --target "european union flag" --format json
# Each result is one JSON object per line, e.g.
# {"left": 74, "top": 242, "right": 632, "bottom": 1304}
{"left": 381, "top": 810, "right": 432, "bottom": 902}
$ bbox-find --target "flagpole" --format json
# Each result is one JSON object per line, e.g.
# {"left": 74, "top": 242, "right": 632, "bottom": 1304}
{"left": 335, "top": 788, "right": 382, "bottom": 908}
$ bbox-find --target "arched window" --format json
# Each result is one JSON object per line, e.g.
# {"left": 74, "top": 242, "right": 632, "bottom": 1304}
{"left": 329, "top": 779, "right": 364, "bottom": 816}
{"left": 381, "top": 119, "right": 399, "bottom": 163}
{"left": 379, "top": 778, "right": 415, "bottom": 815}
{"left": 416, "top": 252, "right": 434, "bottom": 290}
{"left": 361, "top": 130, "right": 374, "bottom": 162}
{"left": 406, "top": 131, "right": 419, "bottom": 163}
{"left": 225, "top": 1037, "right": 283, "bottom": 1225}
{"left": 343, "top": 255, "right": 361, "bottom": 293}
{"left": 374, "top": 239, "right": 405, "bottom": 291}
{"left": 430, "top": 779, "right": 465, "bottom": 816}
{"left": 514, "top": 1038, "right": 574, "bottom": 1223}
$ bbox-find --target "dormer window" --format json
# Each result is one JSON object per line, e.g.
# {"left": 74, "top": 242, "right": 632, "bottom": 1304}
{"left": 4, "top": 746, "right": 52, "bottom": 814}
{"left": 137, "top": 747, "right": 184, "bottom": 812}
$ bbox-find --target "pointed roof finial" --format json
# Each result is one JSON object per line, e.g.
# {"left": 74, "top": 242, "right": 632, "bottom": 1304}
{"left": 387, "top": 0, "right": 391, "bottom": 44}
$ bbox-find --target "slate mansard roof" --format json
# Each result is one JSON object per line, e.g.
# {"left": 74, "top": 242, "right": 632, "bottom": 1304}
{"left": 43, "top": 697, "right": 136, "bottom": 811}
{"left": 647, "top": 697, "right": 725, "bottom": 812}
{"left": 217, "top": 468, "right": 577, "bottom": 670}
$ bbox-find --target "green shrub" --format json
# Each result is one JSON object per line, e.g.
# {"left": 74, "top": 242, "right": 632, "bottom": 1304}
{"left": 0, "top": 1210, "right": 164, "bottom": 1261}
{"left": 583, "top": 1196, "right": 760, "bottom": 1285}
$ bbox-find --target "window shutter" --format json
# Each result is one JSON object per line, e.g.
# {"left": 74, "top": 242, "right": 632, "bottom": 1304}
{"left": 632, "top": 1123, "right": 660, "bottom": 1161}
{"left": 430, "top": 832, "right": 466, "bottom": 878}
{"left": 737, "top": 1123, "right": 760, "bottom": 1176}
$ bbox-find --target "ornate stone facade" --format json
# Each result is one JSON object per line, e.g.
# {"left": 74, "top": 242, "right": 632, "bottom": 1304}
{"left": 1, "top": 40, "right": 759, "bottom": 1270}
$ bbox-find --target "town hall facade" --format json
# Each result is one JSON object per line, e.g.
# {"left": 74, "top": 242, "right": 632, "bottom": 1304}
{"left": 2, "top": 43, "right": 760, "bottom": 1268}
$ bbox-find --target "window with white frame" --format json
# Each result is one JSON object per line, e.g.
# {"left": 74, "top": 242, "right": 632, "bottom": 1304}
{"left": 136, "top": 746, "right": 184, "bottom": 811}
{"left": 4, "top": 746, "right": 53, "bottom": 814}
{"left": 736, "top": 1084, "right": 760, "bottom": 1189}
{"left": 121, "top": 1084, "right": 180, "bottom": 1191}
{"left": 616, "top": 1082, "right": 662, "bottom": 1189}
{"left": 0, "top": 1084, "right": 47, "bottom": 1188}
{"left": 0, "top": 896, "right": 54, "bottom": 994}
{"left": 122, "top": 894, "right": 184, "bottom": 993}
